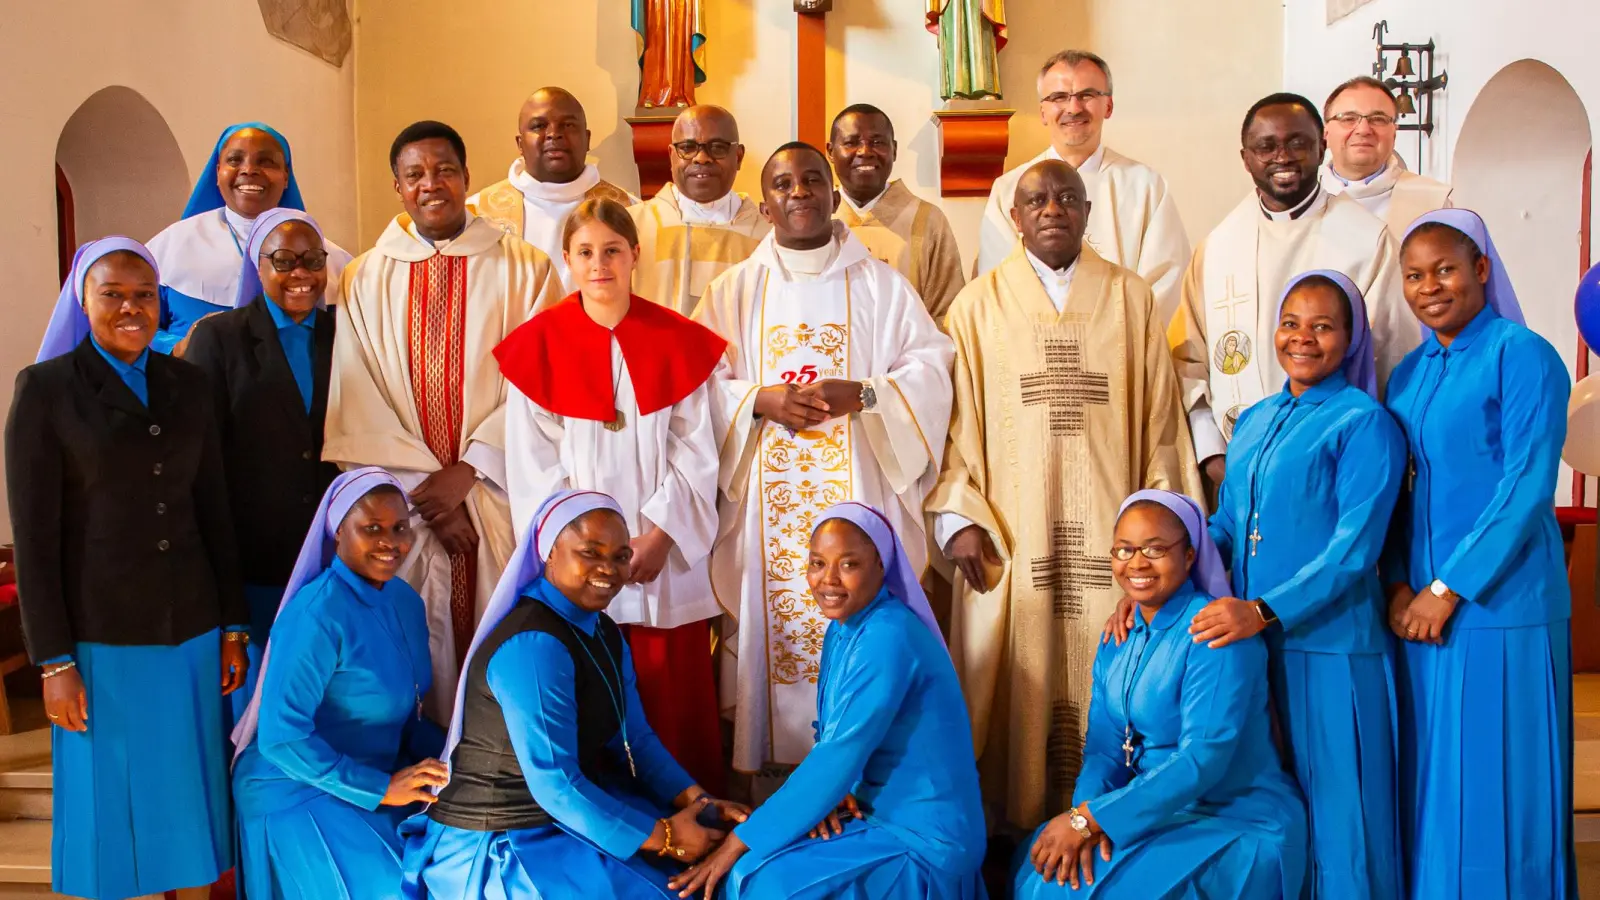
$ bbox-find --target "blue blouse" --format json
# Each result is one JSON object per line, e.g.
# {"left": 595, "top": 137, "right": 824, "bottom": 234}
{"left": 1212, "top": 372, "right": 1406, "bottom": 654}
{"left": 264, "top": 299, "right": 317, "bottom": 412}
{"left": 735, "top": 590, "right": 986, "bottom": 873}
{"left": 233, "top": 559, "right": 441, "bottom": 817}
{"left": 1383, "top": 307, "right": 1571, "bottom": 629}
{"left": 90, "top": 337, "right": 149, "bottom": 406}
{"left": 485, "top": 578, "right": 694, "bottom": 859}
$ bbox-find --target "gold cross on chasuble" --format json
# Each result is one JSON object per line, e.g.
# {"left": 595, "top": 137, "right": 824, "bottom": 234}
{"left": 406, "top": 255, "right": 478, "bottom": 670}
{"left": 1020, "top": 340, "right": 1111, "bottom": 437}
{"left": 1031, "top": 520, "right": 1115, "bottom": 619}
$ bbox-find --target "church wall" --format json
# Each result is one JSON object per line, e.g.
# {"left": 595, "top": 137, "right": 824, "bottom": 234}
{"left": 351, "top": 0, "right": 1283, "bottom": 270}
{"left": 0, "top": 0, "right": 358, "bottom": 541}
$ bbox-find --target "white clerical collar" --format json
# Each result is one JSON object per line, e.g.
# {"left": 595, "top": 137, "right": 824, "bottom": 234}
{"left": 1260, "top": 183, "right": 1323, "bottom": 222}
{"left": 1045, "top": 142, "right": 1105, "bottom": 176}
{"left": 671, "top": 183, "right": 740, "bottom": 225}
{"left": 509, "top": 158, "right": 599, "bottom": 205}
{"left": 403, "top": 213, "right": 479, "bottom": 249}
{"left": 1328, "top": 160, "right": 1387, "bottom": 186}
{"left": 772, "top": 238, "right": 839, "bottom": 281}
{"left": 841, "top": 184, "right": 890, "bottom": 214}
{"left": 1025, "top": 248, "right": 1078, "bottom": 312}
{"left": 221, "top": 207, "right": 257, "bottom": 250}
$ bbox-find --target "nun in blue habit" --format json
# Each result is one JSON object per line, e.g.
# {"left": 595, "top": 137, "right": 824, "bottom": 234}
{"left": 145, "top": 122, "right": 352, "bottom": 353}
{"left": 231, "top": 466, "right": 446, "bottom": 900}
{"left": 1384, "top": 208, "right": 1576, "bottom": 898}
{"left": 401, "top": 489, "right": 747, "bottom": 899}
{"left": 668, "top": 501, "right": 987, "bottom": 900}
{"left": 1197, "top": 269, "right": 1406, "bottom": 898}
{"left": 1017, "top": 491, "right": 1306, "bottom": 900}
{"left": 14, "top": 237, "right": 248, "bottom": 899}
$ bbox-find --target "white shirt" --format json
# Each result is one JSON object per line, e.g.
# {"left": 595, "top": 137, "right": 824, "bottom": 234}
{"left": 772, "top": 239, "right": 839, "bottom": 282}
{"left": 672, "top": 183, "right": 741, "bottom": 225}
{"left": 1025, "top": 249, "right": 1079, "bottom": 313}
{"left": 840, "top": 185, "right": 890, "bottom": 215}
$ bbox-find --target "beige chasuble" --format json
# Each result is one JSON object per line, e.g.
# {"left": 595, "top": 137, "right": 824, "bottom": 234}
{"left": 927, "top": 245, "right": 1201, "bottom": 830}
{"left": 694, "top": 224, "right": 953, "bottom": 771}
{"left": 836, "top": 180, "right": 968, "bottom": 325}
{"left": 325, "top": 214, "right": 564, "bottom": 722}
{"left": 976, "top": 145, "right": 1191, "bottom": 326}
{"left": 1320, "top": 155, "right": 1453, "bottom": 241}
{"left": 628, "top": 186, "right": 769, "bottom": 316}
{"left": 1168, "top": 189, "right": 1414, "bottom": 462}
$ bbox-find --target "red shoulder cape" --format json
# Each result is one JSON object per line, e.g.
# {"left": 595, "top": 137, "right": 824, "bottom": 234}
{"left": 493, "top": 293, "right": 728, "bottom": 421}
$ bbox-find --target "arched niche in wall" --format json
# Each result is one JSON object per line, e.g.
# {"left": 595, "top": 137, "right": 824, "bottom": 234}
{"left": 1452, "top": 58, "right": 1592, "bottom": 500}
{"left": 54, "top": 86, "right": 190, "bottom": 268}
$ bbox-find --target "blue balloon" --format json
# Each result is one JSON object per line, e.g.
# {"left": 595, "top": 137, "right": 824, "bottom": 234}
{"left": 1579, "top": 261, "right": 1600, "bottom": 350}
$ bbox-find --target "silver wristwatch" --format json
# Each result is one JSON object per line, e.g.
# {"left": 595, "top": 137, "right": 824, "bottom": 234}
{"left": 858, "top": 380, "right": 877, "bottom": 411}
{"left": 1068, "top": 806, "right": 1093, "bottom": 838}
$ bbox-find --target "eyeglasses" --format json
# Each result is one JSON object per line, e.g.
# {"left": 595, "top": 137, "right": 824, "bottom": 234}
{"left": 1328, "top": 112, "right": 1397, "bottom": 129}
{"left": 1042, "top": 89, "right": 1110, "bottom": 107}
{"left": 1246, "top": 137, "right": 1317, "bottom": 161}
{"left": 1110, "top": 540, "right": 1185, "bottom": 561}
{"left": 672, "top": 140, "right": 736, "bottom": 161}
{"left": 260, "top": 248, "right": 329, "bottom": 273}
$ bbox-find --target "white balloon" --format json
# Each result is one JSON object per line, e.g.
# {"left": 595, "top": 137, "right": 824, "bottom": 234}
{"left": 1563, "top": 373, "right": 1600, "bottom": 475}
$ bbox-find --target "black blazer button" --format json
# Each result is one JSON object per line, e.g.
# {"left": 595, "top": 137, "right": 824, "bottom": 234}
{"left": 152, "top": 463, "right": 163, "bottom": 475}
{"left": 149, "top": 424, "right": 161, "bottom": 436}
{"left": 157, "top": 539, "right": 170, "bottom": 551}
{"left": 156, "top": 503, "right": 167, "bottom": 515}
{"left": 302, "top": 494, "right": 314, "bottom": 504}
{"left": 302, "top": 450, "right": 314, "bottom": 461}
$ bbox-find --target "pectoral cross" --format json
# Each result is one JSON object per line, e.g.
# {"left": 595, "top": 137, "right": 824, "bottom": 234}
{"left": 1122, "top": 726, "right": 1138, "bottom": 768}
{"left": 1247, "top": 512, "right": 1263, "bottom": 558}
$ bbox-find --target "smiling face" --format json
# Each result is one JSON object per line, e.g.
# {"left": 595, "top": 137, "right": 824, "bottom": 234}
{"left": 565, "top": 219, "right": 638, "bottom": 302}
{"left": 1401, "top": 224, "right": 1490, "bottom": 341}
{"left": 517, "top": 89, "right": 590, "bottom": 184}
{"left": 671, "top": 106, "right": 743, "bottom": 204}
{"left": 258, "top": 220, "right": 326, "bottom": 322}
{"left": 393, "top": 137, "right": 469, "bottom": 242}
{"left": 335, "top": 487, "right": 415, "bottom": 586}
{"left": 760, "top": 146, "right": 838, "bottom": 250}
{"left": 83, "top": 251, "right": 160, "bottom": 363}
{"left": 215, "top": 128, "right": 289, "bottom": 218}
{"left": 545, "top": 510, "right": 632, "bottom": 612}
{"left": 1242, "top": 102, "right": 1323, "bottom": 211}
{"left": 827, "top": 110, "right": 896, "bottom": 207}
{"left": 1111, "top": 502, "right": 1195, "bottom": 611}
{"left": 1011, "top": 160, "right": 1089, "bottom": 271}
{"left": 1276, "top": 279, "right": 1352, "bottom": 394}
{"left": 1037, "top": 59, "right": 1113, "bottom": 156}
{"left": 806, "top": 519, "right": 885, "bottom": 623}
{"left": 1324, "top": 83, "right": 1398, "bottom": 180}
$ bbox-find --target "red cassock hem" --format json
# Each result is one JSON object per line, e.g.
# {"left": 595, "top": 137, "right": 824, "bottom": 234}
{"left": 624, "top": 620, "right": 726, "bottom": 797}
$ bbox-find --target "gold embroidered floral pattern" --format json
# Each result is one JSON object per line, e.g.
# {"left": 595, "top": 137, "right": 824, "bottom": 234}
{"left": 763, "top": 323, "right": 849, "bottom": 372}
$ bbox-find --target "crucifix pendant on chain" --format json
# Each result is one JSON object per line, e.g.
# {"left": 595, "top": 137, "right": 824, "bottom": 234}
{"left": 1122, "top": 727, "right": 1136, "bottom": 768}
{"left": 624, "top": 739, "right": 637, "bottom": 778}
{"left": 605, "top": 408, "right": 626, "bottom": 433}
{"left": 1248, "top": 513, "right": 1263, "bottom": 558}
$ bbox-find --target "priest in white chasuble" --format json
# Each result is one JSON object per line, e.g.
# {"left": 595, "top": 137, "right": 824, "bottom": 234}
{"left": 828, "top": 104, "right": 966, "bottom": 325}
{"left": 325, "top": 121, "right": 564, "bottom": 723}
{"left": 468, "top": 87, "right": 639, "bottom": 292}
{"left": 693, "top": 143, "right": 954, "bottom": 774}
{"left": 1319, "top": 75, "right": 1453, "bottom": 238}
{"left": 1171, "top": 92, "right": 1413, "bottom": 493}
{"left": 976, "top": 50, "right": 1191, "bottom": 326}
{"left": 629, "top": 104, "right": 768, "bottom": 316}
{"left": 929, "top": 159, "right": 1202, "bottom": 832}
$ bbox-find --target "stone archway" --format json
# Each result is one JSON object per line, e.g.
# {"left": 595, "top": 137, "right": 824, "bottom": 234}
{"left": 54, "top": 86, "right": 190, "bottom": 263}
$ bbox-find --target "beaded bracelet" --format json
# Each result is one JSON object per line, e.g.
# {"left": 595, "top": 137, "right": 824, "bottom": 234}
{"left": 42, "top": 661, "right": 76, "bottom": 679}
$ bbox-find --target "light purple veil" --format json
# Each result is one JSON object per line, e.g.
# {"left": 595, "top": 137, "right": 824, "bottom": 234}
{"left": 233, "top": 207, "right": 328, "bottom": 310}
{"left": 1276, "top": 269, "right": 1379, "bottom": 398}
{"left": 812, "top": 501, "right": 945, "bottom": 647}
{"left": 230, "top": 466, "right": 405, "bottom": 761}
{"left": 1116, "top": 489, "right": 1232, "bottom": 599}
{"left": 1402, "top": 208, "right": 1527, "bottom": 336}
{"left": 37, "top": 237, "right": 160, "bottom": 363}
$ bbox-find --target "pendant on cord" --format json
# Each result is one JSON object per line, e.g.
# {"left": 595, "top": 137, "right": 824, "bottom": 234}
{"left": 605, "top": 409, "right": 627, "bottom": 433}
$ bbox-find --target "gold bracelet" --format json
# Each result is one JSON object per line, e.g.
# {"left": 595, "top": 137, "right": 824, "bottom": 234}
{"left": 657, "top": 818, "right": 677, "bottom": 858}
{"left": 223, "top": 631, "right": 250, "bottom": 645}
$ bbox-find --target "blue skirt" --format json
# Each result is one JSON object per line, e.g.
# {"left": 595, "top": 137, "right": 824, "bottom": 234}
{"left": 238, "top": 795, "right": 406, "bottom": 900}
{"left": 54, "top": 629, "right": 233, "bottom": 899}
{"left": 1012, "top": 819, "right": 1294, "bottom": 900}
{"left": 400, "top": 814, "right": 681, "bottom": 899}
{"left": 727, "top": 818, "right": 986, "bottom": 900}
{"left": 1269, "top": 646, "right": 1400, "bottom": 899}
{"left": 1397, "top": 619, "right": 1576, "bottom": 899}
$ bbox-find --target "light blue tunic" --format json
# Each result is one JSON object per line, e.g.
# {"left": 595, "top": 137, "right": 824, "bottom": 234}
{"left": 1014, "top": 587, "right": 1307, "bottom": 899}
{"left": 401, "top": 579, "right": 695, "bottom": 899}
{"left": 1383, "top": 306, "right": 1576, "bottom": 899}
{"left": 232, "top": 559, "right": 441, "bottom": 900}
{"left": 1212, "top": 372, "right": 1405, "bottom": 898}
{"left": 727, "top": 589, "right": 987, "bottom": 899}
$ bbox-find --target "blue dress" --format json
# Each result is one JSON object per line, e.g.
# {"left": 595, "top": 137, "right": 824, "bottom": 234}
{"left": 1014, "top": 587, "right": 1307, "bottom": 900}
{"left": 726, "top": 589, "right": 987, "bottom": 899}
{"left": 1383, "top": 306, "right": 1576, "bottom": 899}
{"left": 400, "top": 579, "right": 695, "bottom": 899}
{"left": 1212, "top": 373, "right": 1405, "bottom": 899}
{"left": 232, "top": 559, "right": 442, "bottom": 900}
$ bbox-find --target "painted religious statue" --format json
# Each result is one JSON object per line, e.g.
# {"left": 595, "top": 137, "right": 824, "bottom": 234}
{"left": 633, "top": 0, "right": 708, "bottom": 108}
{"left": 926, "top": 0, "right": 1007, "bottom": 100}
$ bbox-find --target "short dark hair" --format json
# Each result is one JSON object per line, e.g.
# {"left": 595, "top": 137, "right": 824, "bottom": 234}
{"left": 830, "top": 104, "right": 894, "bottom": 141}
{"left": 767, "top": 141, "right": 830, "bottom": 171}
{"left": 1285, "top": 273, "right": 1355, "bottom": 331}
{"left": 389, "top": 120, "right": 467, "bottom": 175}
{"left": 562, "top": 197, "right": 640, "bottom": 251}
{"left": 1038, "top": 49, "right": 1114, "bottom": 95}
{"left": 1323, "top": 76, "right": 1398, "bottom": 119}
{"left": 1241, "top": 92, "right": 1323, "bottom": 144}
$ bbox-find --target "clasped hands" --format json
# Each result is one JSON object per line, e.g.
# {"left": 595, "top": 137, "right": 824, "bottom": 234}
{"left": 1386, "top": 583, "right": 1456, "bottom": 644}
{"left": 411, "top": 461, "right": 479, "bottom": 556}
{"left": 754, "top": 380, "right": 863, "bottom": 431}
{"left": 1030, "top": 805, "right": 1114, "bottom": 889}
{"left": 669, "top": 793, "right": 861, "bottom": 899}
